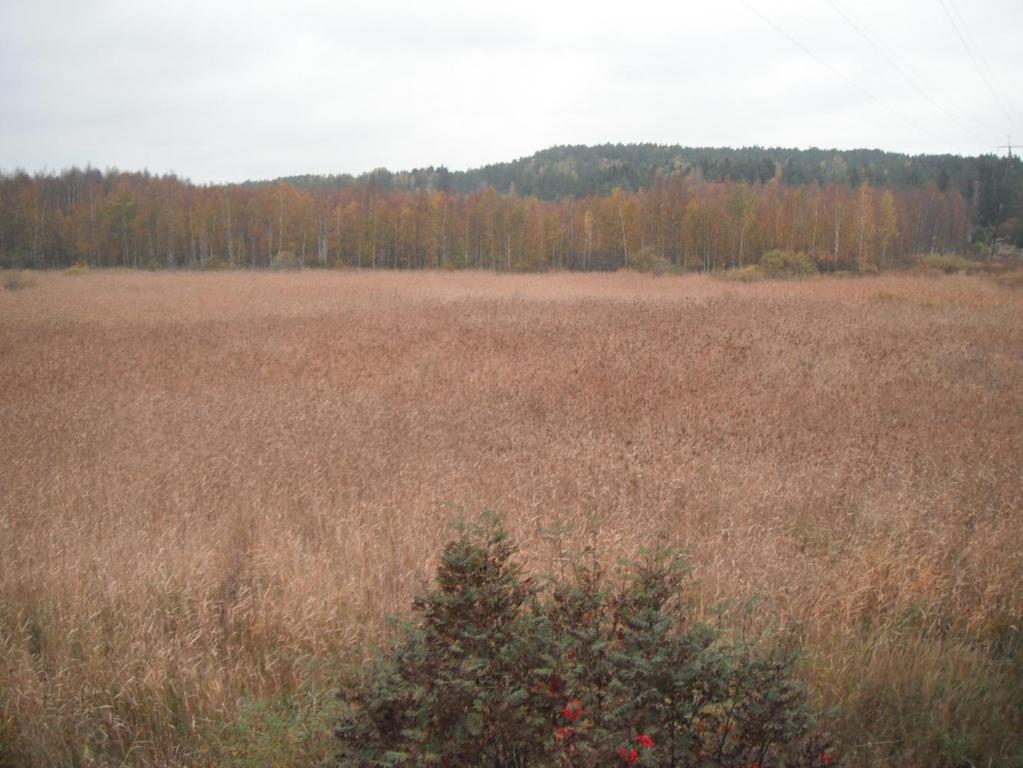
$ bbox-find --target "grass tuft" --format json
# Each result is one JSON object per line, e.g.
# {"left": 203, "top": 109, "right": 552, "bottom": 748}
{"left": 3, "top": 269, "right": 38, "bottom": 290}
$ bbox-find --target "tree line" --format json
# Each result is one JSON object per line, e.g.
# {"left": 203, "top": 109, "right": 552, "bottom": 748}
{"left": 0, "top": 164, "right": 974, "bottom": 273}
{"left": 279, "top": 144, "right": 1022, "bottom": 230}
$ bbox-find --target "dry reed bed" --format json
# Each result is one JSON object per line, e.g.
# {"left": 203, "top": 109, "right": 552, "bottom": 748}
{"left": 1, "top": 270, "right": 1021, "bottom": 766}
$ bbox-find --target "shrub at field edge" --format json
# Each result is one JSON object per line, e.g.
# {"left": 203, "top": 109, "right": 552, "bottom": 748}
{"left": 334, "top": 514, "right": 836, "bottom": 767}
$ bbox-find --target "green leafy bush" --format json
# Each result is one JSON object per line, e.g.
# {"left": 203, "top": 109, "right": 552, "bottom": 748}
{"left": 334, "top": 516, "right": 836, "bottom": 767}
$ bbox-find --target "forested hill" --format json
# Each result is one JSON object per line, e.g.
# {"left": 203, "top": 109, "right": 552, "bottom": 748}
{"left": 277, "top": 143, "right": 1020, "bottom": 226}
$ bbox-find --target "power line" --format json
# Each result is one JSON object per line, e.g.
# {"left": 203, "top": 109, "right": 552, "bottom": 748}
{"left": 945, "top": 0, "right": 1022, "bottom": 129}
{"left": 738, "top": 0, "right": 948, "bottom": 145}
{"left": 824, "top": 0, "right": 993, "bottom": 147}
{"left": 936, "top": 0, "right": 1018, "bottom": 129}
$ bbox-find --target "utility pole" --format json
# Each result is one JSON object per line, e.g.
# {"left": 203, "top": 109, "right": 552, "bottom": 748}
{"left": 997, "top": 135, "right": 1015, "bottom": 158}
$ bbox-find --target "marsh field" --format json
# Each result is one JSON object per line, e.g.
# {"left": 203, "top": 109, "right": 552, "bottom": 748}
{"left": 1, "top": 269, "right": 1021, "bottom": 767}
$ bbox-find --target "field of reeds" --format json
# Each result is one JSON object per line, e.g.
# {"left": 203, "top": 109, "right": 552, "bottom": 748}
{"left": 1, "top": 269, "right": 1021, "bottom": 767}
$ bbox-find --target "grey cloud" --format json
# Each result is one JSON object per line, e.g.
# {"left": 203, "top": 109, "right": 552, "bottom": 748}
{"left": 1, "top": 0, "right": 1020, "bottom": 183}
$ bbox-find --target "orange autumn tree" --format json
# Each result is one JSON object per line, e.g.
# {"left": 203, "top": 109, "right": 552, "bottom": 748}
{"left": 0, "top": 167, "right": 971, "bottom": 273}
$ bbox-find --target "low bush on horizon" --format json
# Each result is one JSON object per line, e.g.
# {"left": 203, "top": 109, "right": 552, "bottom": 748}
{"left": 717, "top": 250, "right": 817, "bottom": 282}
{"left": 913, "top": 252, "right": 978, "bottom": 274}
{"left": 758, "top": 251, "right": 817, "bottom": 279}
{"left": 202, "top": 255, "right": 234, "bottom": 271}
{"left": 716, "top": 265, "right": 764, "bottom": 282}
{"left": 334, "top": 515, "right": 836, "bottom": 767}
{"left": 270, "top": 251, "right": 302, "bottom": 270}
{"left": 630, "top": 246, "right": 674, "bottom": 276}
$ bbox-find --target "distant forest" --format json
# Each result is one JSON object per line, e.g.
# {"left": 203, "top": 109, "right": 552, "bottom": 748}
{"left": 2, "top": 144, "right": 1020, "bottom": 272}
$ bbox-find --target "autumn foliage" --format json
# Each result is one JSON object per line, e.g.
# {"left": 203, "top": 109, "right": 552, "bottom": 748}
{"left": 0, "top": 167, "right": 967, "bottom": 273}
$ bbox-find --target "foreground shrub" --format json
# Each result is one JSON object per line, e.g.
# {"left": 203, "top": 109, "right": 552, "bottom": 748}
{"left": 334, "top": 516, "right": 835, "bottom": 767}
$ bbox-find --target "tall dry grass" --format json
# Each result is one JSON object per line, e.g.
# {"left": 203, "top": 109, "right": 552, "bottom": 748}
{"left": 1, "top": 270, "right": 1021, "bottom": 766}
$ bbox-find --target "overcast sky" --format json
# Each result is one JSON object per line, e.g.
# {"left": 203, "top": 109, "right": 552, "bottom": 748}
{"left": 1, "top": 0, "right": 1020, "bottom": 183}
